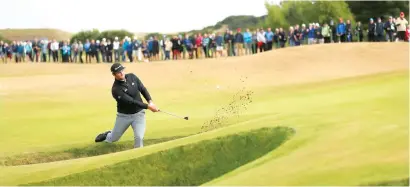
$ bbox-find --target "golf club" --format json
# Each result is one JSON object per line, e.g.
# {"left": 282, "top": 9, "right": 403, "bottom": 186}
{"left": 159, "top": 109, "right": 189, "bottom": 120}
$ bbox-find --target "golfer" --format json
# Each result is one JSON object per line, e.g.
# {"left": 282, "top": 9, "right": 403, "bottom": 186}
{"left": 95, "top": 63, "right": 159, "bottom": 148}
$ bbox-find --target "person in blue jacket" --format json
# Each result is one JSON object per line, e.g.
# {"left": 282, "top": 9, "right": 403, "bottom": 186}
{"left": 336, "top": 18, "right": 346, "bottom": 42}
{"left": 308, "top": 24, "right": 316, "bottom": 44}
{"left": 17, "top": 42, "right": 24, "bottom": 63}
{"left": 84, "top": 39, "right": 91, "bottom": 63}
{"left": 61, "top": 42, "right": 70, "bottom": 62}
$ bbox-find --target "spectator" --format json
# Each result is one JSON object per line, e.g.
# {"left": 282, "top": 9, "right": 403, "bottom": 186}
{"left": 61, "top": 42, "right": 70, "bottom": 63}
{"left": 308, "top": 23, "right": 316, "bottom": 44}
{"left": 51, "top": 39, "right": 59, "bottom": 62}
{"left": 106, "top": 39, "right": 113, "bottom": 63}
{"left": 227, "top": 30, "right": 235, "bottom": 56}
{"left": 84, "top": 39, "right": 91, "bottom": 63}
{"left": 215, "top": 32, "right": 224, "bottom": 58}
{"left": 25, "top": 41, "right": 33, "bottom": 62}
{"left": 330, "top": 20, "right": 337, "bottom": 43}
{"left": 101, "top": 38, "right": 107, "bottom": 62}
{"left": 252, "top": 30, "right": 258, "bottom": 53}
{"left": 385, "top": 16, "right": 396, "bottom": 42}
{"left": 141, "top": 41, "right": 149, "bottom": 62}
{"left": 78, "top": 41, "right": 84, "bottom": 63}
{"left": 294, "top": 25, "right": 301, "bottom": 46}
{"left": 183, "top": 34, "right": 193, "bottom": 59}
{"left": 202, "top": 33, "right": 210, "bottom": 58}
{"left": 32, "top": 38, "right": 40, "bottom": 62}
{"left": 71, "top": 40, "right": 79, "bottom": 63}
{"left": 243, "top": 28, "right": 252, "bottom": 55}
{"left": 257, "top": 29, "right": 266, "bottom": 52}
{"left": 406, "top": 25, "right": 410, "bottom": 42}
{"left": 235, "top": 28, "right": 244, "bottom": 56}
{"left": 265, "top": 28, "right": 274, "bottom": 50}
{"left": 113, "top": 37, "right": 120, "bottom": 62}
{"left": 5, "top": 43, "right": 12, "bottom": 62}
{"left": 164, "top": 37, "right": 172, "bottom": 60}
{"left": 171, "top": 36, "right": 181, "bottom": 60}
{"left": 355, "top": 22, "right": 364, "bottom": 42}
{"left": 336, "top": 18, "right": 346, "bottom": 43}
{"left": 368, "top": 18, "right": 377, "bottom": 42}
{"left": 273, "top": 28, "right": 279, "bottom": 48}
{"left": 289, "top": 26, "right": 295, "bottom": 46}
{"left": 195, "top": 33, "right": 203, "bottom": 59}
{"left": 315, "top": 23, "right": 324, "bottom": 44}
{"left": 0, "top": 41, "right": 4, "bottom": 63}
{"left": 124, "top": 37, "right": 132, "bottom": 62}
{"left": 40, "top": 40, "right": 48, "bottom": 62}
{"left": 90, "top": 39, "right": 100, "bottom": 63}
{"left": 132, "top": 36, "right": 140, "bottom": 62}
{"left": 346, "top": 20, "right": 353, "bottom": 42}
{"left": 301, "top": 24, "right": 308, "bottom": 45}
{"left": 395, "top": 12, "right": 408, "bottom": 41}
{"left": 47, "top": 40, "right": 52, "bottom": 62}
{"left": 209, "top": 33, "right": 217, "bottom": 58}
{"left": 152, "top": 36, "right": 160, "bottom": 61}
{"left": 322, "top": 23, "right": 331, "bottom": 43}
{"left": 375, "top": 17, "right": 385, "bottom": 42}
{"left": 17, "top": 42, "right": 24, "bottom": 63}
{"left": 223, "top": 30, "right": 230, "bottom": 57}
{"left": 278, "top": 28, "right": 286, "bottom": 48}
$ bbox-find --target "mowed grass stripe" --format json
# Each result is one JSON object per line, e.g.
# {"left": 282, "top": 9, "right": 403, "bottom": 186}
{"left": 23, "top": 127, "right": 295, "bottom": 186}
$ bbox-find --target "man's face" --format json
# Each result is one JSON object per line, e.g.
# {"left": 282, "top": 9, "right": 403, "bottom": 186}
{"left": 113, "top": 70, "right": 125, "bottom": 80}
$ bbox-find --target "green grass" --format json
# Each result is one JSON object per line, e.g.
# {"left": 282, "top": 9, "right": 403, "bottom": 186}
{"left": 362, "top": 177, "right": 409, "bottom": 186}
{"left": 0, "top": 68, "right": 407, "bottom": 186}
{"left": 24, "top": 127, "right": 294, "bottom": 186}
{"left": 1, "top": 135, "right": 186, "bottom": 166}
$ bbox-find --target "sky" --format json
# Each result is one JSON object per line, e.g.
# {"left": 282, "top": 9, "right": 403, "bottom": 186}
{"left": 0, "top": 0, "right": 275, "bottom": 33}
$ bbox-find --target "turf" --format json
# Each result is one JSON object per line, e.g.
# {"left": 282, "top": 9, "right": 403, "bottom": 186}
{"left": 24, "top": 127, "right": 295, "bottom": 186}
{"left": 0, "top": 43, "right": 408, "bottom": 186}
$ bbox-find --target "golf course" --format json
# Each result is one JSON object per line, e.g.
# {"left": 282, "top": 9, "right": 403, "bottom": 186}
{"left": 0, "top": 42, "right": 408, "bottom": 185}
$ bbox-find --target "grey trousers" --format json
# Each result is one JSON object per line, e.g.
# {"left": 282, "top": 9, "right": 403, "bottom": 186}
{"left": 105, "top": 110, "right": 146, "bottom": 148}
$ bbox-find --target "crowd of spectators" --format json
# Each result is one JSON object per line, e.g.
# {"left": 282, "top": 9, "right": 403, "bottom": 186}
{"left": 1, "top": 12, "right": 408, "bottom": 64}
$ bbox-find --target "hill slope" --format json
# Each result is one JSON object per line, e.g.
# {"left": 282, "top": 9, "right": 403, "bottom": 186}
{"left": 0, "top": 29, "right": 72, "bottom": 41}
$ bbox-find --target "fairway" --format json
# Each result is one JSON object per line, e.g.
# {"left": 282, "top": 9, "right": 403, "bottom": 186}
{"left": 0, "top": 42, "right": 408, "bottom": 186}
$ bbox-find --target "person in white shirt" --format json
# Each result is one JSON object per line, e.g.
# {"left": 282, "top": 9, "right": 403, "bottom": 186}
{"left": 113, "top": 37, "right": 120, "bottom": 62}
{"left": 50, "top": 39, "right": 59, "bottom": 62}
{"left": 257, "top": 29, "right": 266, "bottom": 52}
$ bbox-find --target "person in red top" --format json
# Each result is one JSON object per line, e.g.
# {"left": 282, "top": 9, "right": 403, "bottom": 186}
{"left": 406, "top": 25, "right": 410, "bottom": 42}
{"left": 195, "top": 33, "right": 203, "bottom": 59}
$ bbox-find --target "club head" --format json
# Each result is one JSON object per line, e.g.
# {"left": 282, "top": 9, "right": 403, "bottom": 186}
{"left": 184, "top": 116, "right": 189, "bottom": 120}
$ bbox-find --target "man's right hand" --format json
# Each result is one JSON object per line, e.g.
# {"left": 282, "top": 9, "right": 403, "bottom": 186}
{"left": 148, "top": 103, "right": 159, "bottom": 112}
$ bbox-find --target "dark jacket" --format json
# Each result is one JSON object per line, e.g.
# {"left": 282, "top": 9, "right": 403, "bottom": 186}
{"left": 376, "top": 22, "right": 384, "bottom": 35}
{"left": 235, "top": 33, "right": 244, "bottom": 43}
{"left": 111, "top": 73, "right": 152, "bottom": 114}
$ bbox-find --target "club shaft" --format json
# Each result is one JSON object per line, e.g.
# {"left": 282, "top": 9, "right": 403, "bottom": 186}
{"left": 161, "top": 110, "right": 184, "bottom": 118}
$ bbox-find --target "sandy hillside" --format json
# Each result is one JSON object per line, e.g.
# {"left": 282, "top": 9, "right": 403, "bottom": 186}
{"left": 0, "top": 42, "right": 408, "bottom": 95}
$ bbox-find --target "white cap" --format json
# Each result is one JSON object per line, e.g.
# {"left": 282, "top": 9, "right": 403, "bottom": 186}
{"left": 96, "top": 40, "right": 100, "bottom": 43}
{"left": 115, "top": 36, "right": 119, "bottom": 40}
{"left": 102, "top": 38, "right": 106, "bottom": 41}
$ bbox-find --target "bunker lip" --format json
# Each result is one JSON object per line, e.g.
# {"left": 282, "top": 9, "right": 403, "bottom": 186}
{"left": 23, "top": 127, "right": 295, "bottom": 186}
{"left": 1, "top": 135, "right": 187, "bottom": 166}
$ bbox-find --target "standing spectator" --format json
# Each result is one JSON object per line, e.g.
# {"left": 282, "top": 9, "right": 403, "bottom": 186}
{"left": 355, "top": 22, "right": 364, "bottom": 42}
{"left": 243, "top": 28, "right": 252, "bottom": 55}
{"left": 90, "top": 40, "right": 99, "bottom": 63}
{"left": 209, "top": 33, "right": 217, "bottom": 58}
{"left": 113, "top": 37, "right": 120, "bottom": 62}
{"left": 315, "top": 24, "right": 324, "bottom": 44}
{"left": 141, "top": 41, "right": 149, "bottom": 62}
{"left": 307, "top": 23, "right": 316, "bottom": 44}
{"left": 101, "top": 38, "right": 107, "bottom": 62}
{"left": 132, "top": 37, "right": 140, "bottom": 62}
{"left": 84, "top": 39, "right": 91, "bottom": 63}
{"left": 123, "top": 37, "right": 132, "bottom": 62}
{"left": 61, "top": 42, "right": 70, "bottom": 63}
{"left": 227, "top": 30, "right": 235, "bottom": 56}
{"left": 196, "top": 33, "right": 204, "bottom": 59}
{"left": 223, "top": 30, "right": 230, "bottom": 57}
{"left": 406, "top": 25, "right": 410, "bottom": 42}
{"left": 164, "top": 38, "right": 172, "bottom": 60}
{"left": 6, "top": 43, "right": 12, "bottom": 62}
{"left": 183, "top": 34, "right": 193, "bottom": 59}
{"left": 17, "top": 42, "right": 25, "bottom": 63}
{"left": 294, "top": 25, "right": 301, "bottom": 46}
{"left": 395, "top": 12, "right": 408, "bottom": 41}
{"left": 375, "top": 17, "right": 385, "bottom": 42}
{"left": 32, "top": 38, "right": 40, "bottom": 62}
{"left": 368, "top": 18, "right": 377, "bottom": 42}
{"left": 301, "top": 24, "right": 308, "bottom": 45}
{"left": 330, "top": 20, "right": 337, "bottom": 43}
{"left": 0, "top": 41, "right": 4, "bottom": 63}
{"left": 25, "top": 41, "right": 33, "bottom": 62}
{"left": 152, "top": 36, "right": 160, "bottom": 61}
{"left": 322, "top": 23, "right": 331, "bottom": 43}
{"left": 202, "top": 34, "right": 210, "bottom": 58}
{"left": 78, "top": 41, "right": 84, "bottom": 63}
{"left": 252, "top": 30, "right": 258, "bottom": 53}
{"left": 278, "top": 28, "right": 286, "bottom": 48}
{"left": 106, "top": 39, "right": 113, "bottom": 63}
{"left": 147, "top": 37, "right": 153, "bottom": 61}
{"left": 257, "top": 29, "right": 266, "bottom": 52}
{"left": 346, "top": 20, "right": 353, "bottom": 42}
{"left": 336, "top": 18, "right": 346, "bottom": 43}
{"left": 273, "top": 28, "right": 279, "bottom": 48}
{"left": 47, "top": 40, "right": 52, "bottom": 62}
{"left": 41, "top": 40, "right": 48, "bottom": 62}
{"left": 51, "top": 39, "right": 59, "bottom": 62}
{"left": 288, "top": 26, "right": 295, "bottom": 47}
{"left": 12, "top": 41, "right": 18, "bottom": 62}
{"left": 234, "top": 28, "right": 244, "bottom": 56}
{"left": 384, "top": 16, "right": 396, "bottom": 42}
{"left": 265, "top": 28, "right": 274, "bottom": 50}
{"left": 215, "top": 32, "right": 224, "bottom": 58}
{"left": 171, "top": 36, "right": 181, "bottom": 60}
{"left": 71, "top": 40, "right": 79, "bottom": 63}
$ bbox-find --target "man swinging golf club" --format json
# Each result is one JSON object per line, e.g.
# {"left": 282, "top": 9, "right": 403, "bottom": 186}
{"left": 95, "top": 63, "right": 159, "bottom": 148}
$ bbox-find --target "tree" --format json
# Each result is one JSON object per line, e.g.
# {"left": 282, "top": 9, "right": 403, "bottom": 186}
{"left": 347, "top": 1, "right": 409, "bottom": 23}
